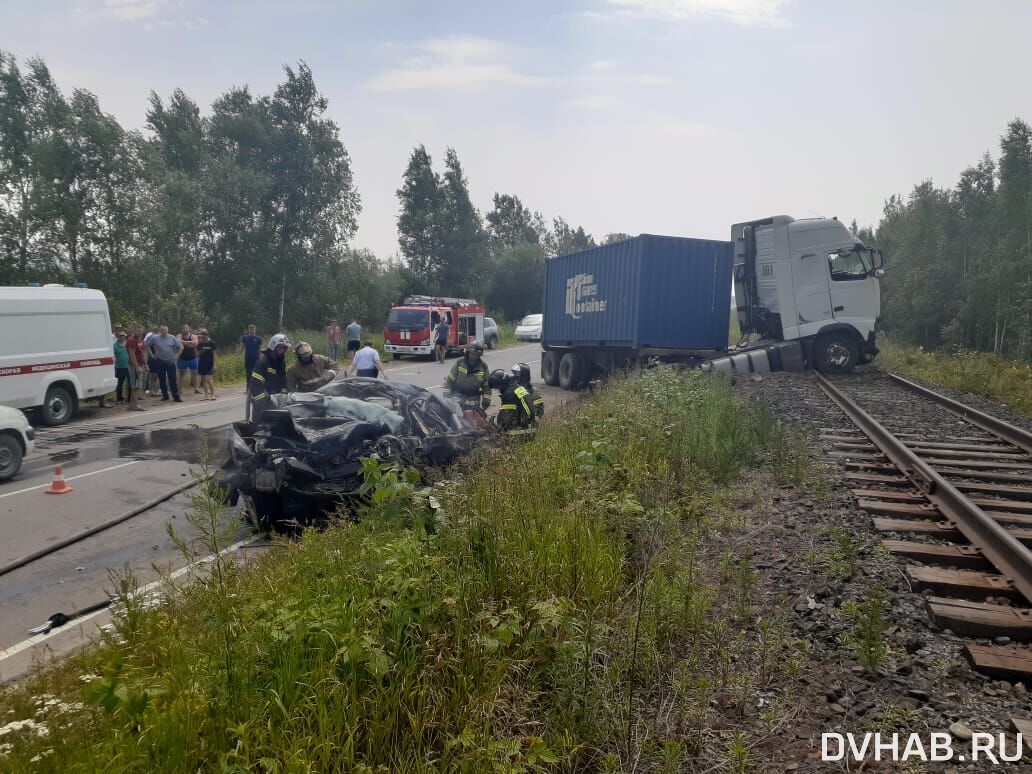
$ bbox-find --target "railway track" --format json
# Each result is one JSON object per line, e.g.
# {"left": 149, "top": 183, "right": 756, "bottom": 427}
{"left": 815, "top": 372, "right": 1032, "bottom": 683}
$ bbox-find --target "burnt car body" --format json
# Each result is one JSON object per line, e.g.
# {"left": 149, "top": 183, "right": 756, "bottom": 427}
{"left": 221, "top": 377, "right": 484, "bottom": 531}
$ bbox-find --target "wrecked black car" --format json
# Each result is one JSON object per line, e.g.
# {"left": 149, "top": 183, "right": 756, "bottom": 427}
{"left": 220, "top": 377, "right": 485, "bottom": 531}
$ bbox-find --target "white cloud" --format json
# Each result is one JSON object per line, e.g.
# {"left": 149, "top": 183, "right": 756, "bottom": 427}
{"left": 644, "top": 113, "right": 723, "bottom": 138}
{"left": 420, "top": 36, "right": 508, "bottom": 62}
{"left": 604, "top": 0, "right": 793, "bottom": 27}
{"left": 103, "top": 0, "right": 166, "bottom": 21}
{"left": 566, "top": 95, "right": 622, "bottom": 110}
{"left": 365, "top": 36, "right": 548, "bottom": 92}
{"left": 623, "top": 73, "right": 674, "bottom": 86}
{"left": 368, "top": 65, "right": 547, "bottom": 92}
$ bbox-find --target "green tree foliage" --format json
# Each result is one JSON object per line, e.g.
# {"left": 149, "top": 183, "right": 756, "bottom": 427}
{"left": 485, "top": 193, "right": 544, "bottom": 249}
{"left": 875, "top": 118, "right": 1032, "bottom": 358}
{"left": 545, "top": 216, "right": 595, "bottom": 256}
{"left": 0, "top": 52, "right": 362, "bottom": 341}
{"left": 396, "top": 145, "right": 440, "bottom": 286}
{"left": 486, "top": 243, "right": 547, "bottom": 320}
{"left": 396, "top": 146, "right": 489, "bottom": 298}
{"left": 436, "top": 148, "right": 489, "bottom": 297}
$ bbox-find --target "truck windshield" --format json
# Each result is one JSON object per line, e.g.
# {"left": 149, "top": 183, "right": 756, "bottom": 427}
{"left": 827, "top": 249, "right": 872, "bottom": 281}
{"left": 387, "top": 309, "right": 429, "bottom": 330}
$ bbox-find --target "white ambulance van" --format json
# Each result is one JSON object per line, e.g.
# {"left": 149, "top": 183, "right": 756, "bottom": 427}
{"left": 0, "top": 285, "right": 117, "bottom": 425}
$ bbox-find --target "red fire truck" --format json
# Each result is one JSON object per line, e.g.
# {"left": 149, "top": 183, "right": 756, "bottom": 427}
{"left": 382, "top": 296, "right": 486, "bottom": 360}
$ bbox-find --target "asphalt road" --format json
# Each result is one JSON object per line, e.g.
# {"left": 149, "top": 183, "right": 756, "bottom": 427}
{"left": 0, "top": 343, "right": 566, "bottom": 681}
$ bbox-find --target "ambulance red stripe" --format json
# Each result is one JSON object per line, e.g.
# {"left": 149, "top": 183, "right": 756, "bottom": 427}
{"left": 0, "top": 357, "right": 115, "bottom": 377}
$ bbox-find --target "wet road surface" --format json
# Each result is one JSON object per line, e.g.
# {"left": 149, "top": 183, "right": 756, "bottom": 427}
{"left": 0, "top": 344, "right": 555, "bottom": 680}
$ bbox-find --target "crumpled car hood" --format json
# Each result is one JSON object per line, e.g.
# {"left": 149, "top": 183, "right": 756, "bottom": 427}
{"left": 220, "top": 376, "right": 484, "bottom": 529}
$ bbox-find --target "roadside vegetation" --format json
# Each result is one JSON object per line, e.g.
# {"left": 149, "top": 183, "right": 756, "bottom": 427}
{"left": 0, "top": 368, "right": 807, "bottom": 771}
{"left": 877, "top": 337, "right": 1032, "bottom": 416}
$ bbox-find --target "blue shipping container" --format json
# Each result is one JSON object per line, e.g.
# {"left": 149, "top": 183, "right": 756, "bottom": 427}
{"left": 542, "top": 234, "right": 733, "bottom": 351}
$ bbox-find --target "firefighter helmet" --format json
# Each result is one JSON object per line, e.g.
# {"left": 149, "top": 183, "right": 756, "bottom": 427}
{"left": 295, "top": 341, "right": 313, "bottom": 362}
{"left": 511, "top": 362, "right": 531, "bottom": 387}
{"left": 268, "top": 333, "right": 290, "bottom": 351}
{"left": 467, "top": 340, "right": 484, "bottom": 356}
{"left": 488, "top": 368, "right": 509, "bottom": 391}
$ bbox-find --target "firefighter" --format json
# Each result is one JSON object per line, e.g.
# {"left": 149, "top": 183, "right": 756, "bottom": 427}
{"left": 489, "top": 368, "right": 536, "bottom": 431}
{"left": 511, "top": 361, "right": 544, "bottom": 419}
{"left": 248, "top": 333, "right": 290, "bottom": 421}
{"left": 287, "top": 341, "right": 337, "bottom": 391}
{"left": 444, "top": 340, "right": 491, "bottom": 413}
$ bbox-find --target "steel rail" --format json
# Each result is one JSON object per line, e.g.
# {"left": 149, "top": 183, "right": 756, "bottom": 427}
{"left": 888, "top": 373, "right": 1032, "bottom": 455}
{"left": 815, "top": 372, "right": 1032, "bottom": 604}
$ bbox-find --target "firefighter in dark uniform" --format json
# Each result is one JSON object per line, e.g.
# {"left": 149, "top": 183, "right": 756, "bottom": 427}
{"left": 511, "top": 362, "right": 544, "bottom": 419}
{"left": 287, "top": 341, "right": 337, "bottom": 391}
{"left": 248, "top": 333, "right": 290, "bottom": 421}
{"left": 444, "top": 340, "right": 491, "bottom": 413}
{"left": 489, "top": 369, "right": 536, "bottom": 431}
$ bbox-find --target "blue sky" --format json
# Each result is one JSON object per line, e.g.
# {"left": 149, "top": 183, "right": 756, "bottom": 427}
{"left": 3, "top": 0, "right": 1031, "bottom": 257}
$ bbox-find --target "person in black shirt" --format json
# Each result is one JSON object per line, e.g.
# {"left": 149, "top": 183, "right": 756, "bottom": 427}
{"left": 196, "top": 329, "right": 217, "bottom": 400}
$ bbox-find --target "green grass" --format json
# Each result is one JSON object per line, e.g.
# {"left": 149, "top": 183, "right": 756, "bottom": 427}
{"left": 877, "top": 337, "right": 1032, "bottom": 416}
{"left": 0, "top": 368, "right": 805, "bottom": 771}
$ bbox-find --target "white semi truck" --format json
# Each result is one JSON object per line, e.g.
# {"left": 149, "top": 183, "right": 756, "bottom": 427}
{"left": 539, "top": 215, "right": 884, "bottom": 389}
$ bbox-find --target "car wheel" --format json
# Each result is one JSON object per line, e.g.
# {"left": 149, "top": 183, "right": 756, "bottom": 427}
{"left": 815, "top": 333, "right": 859, "bottom": 374}
{"left": 558, "top": 352, "right": 586, "bottom": 390}
{"left": 42, "top": 385, "right": 75, "bottom": 426}
{"left": 541, "top": 351, "right": 561, "bottom": 386}
{"left": 487, "top": 336, "right": 497, "bottom": 350}
{"left": 0, "top": 434, "right": 23, "bottom": 481}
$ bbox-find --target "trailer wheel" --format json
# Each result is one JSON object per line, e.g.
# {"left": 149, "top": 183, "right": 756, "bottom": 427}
{"left": 541, "top": 351, "right": 560, "bottom": 386}
{"left": 558, "top": 353, "right": 586, "bottom": 390}
{"left": 815, "top": 333, "right": 859, "bottom": 374}
{"left": 42, "top": 385, "right": 76, "bottom": 426}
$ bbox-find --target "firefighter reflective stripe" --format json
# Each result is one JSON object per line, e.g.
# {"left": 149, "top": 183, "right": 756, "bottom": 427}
{"left": 252, "top": 372, "right": 266, "bottom": 383}
{"left": 252, "top": 392, "right": 268, "bottom": 401}
{"left": 500, "top": 403, "right": 516, "bottom": 410}
{"left": 514, "top": 386, "right": 531, "bottom": 416}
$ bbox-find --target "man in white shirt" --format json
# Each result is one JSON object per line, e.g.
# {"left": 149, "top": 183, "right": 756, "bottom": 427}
{"left": 348, "top": 341, "right": 386, "bottom": 378}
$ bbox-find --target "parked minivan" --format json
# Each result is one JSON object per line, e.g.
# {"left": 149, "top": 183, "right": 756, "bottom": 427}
{"left": 0, "top": 285, "right": 117, "bottom": 425}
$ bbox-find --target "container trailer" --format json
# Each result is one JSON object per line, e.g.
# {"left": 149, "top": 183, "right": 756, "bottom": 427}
{"left": 540, "top": 216, "right": 883, "bottom": 389}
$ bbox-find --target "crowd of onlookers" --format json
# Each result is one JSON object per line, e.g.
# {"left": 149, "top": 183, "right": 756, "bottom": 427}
{"left": 108, "top": 318, "right": 367, "bottom": 412}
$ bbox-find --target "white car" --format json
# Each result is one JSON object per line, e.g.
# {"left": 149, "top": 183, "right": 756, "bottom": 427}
{"left": 0, "top": 405, "right": 34, "bottom": 481}
{"left": 515, "top": 314, "right": 543, "bottom": 342}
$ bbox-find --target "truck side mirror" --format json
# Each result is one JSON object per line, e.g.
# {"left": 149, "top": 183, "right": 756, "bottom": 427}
{"left": 873, "top": 268, "right": 885, "bottom": 278}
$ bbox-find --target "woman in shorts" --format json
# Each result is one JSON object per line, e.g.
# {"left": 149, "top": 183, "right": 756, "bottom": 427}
{"left": 196, "top": 329, "right": 218, "bottom": 400}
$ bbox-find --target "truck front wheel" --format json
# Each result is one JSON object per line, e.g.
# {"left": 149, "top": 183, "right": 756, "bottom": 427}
{"left": 815, "top": 333, "right": 859, "bottom": 374}
{"left": 541, "top": 351, "right": 560, "bottom": 386}
{"left": 558, "top": 353, "right": 586, "bottom": 390}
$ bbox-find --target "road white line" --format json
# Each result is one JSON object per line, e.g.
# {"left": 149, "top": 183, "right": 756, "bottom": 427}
{"left": 0, "top": 536, "right": 259, "bottom": 662}
{"left": 0, "top": 461, "right": 139, "bottom": 500}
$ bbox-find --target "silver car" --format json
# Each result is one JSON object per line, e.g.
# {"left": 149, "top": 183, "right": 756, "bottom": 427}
{"left": 515, "top": 314, "right": 543, "bottom": 342}
{"left": 483, "top": 317, "right": 499, "bottom": 350}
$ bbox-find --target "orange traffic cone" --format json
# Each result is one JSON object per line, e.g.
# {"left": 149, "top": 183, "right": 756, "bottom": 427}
{"left": 45, "top": 466, "right": 73, "bottom": 495}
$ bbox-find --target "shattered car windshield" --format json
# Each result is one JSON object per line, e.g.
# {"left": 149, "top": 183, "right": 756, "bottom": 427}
{"left": 387, "top": 309, "right": 429, "bottom": 330}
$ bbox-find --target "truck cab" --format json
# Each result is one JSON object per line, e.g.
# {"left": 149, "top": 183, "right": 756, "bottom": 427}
{"left": 732, "top": 216, "right": 883, "bottom": 372}
{"left": 383, "top": 296, "right": 485, "bottom": 360}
